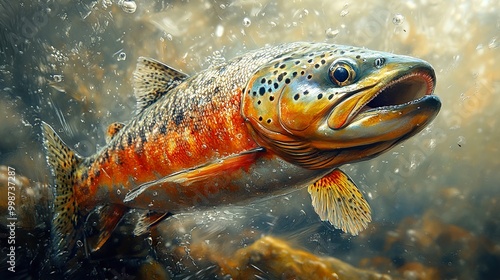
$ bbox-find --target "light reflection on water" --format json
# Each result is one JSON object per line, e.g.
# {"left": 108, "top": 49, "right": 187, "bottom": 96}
{"left": 0, "top": 0, "right": 499, "bottom": 279}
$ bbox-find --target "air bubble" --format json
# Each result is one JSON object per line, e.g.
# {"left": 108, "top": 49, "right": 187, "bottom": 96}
{"left": 340, "top": 9, "right": 349, "bottom": 17}
{"left": 118, "top": 0, "right": 137, "bottom": 13}
{"left": 53, "top": 75, "right": 63, "bottom": 82}
{"left": 457, "top": 136, "right": 466, "bottom": 146}
{"left": 117, "top": 51, "right": 126, "bottom": 61}
{"left": 76, "top": 240, "right": 84, "bottom": 247}
{"left": 166, "top": 34, "right": 173, "bottom": 41}
{"left": 325, "top": 28, "right": 339, "bottom": 39}
{"left": 243, "top": 17, "right": 251, "bottom": 27}
{"left": 117, "top": 189, "right": 121, "bottom": 195}
{"left": 392, "top": 14, "right": 405, "bottom": 25}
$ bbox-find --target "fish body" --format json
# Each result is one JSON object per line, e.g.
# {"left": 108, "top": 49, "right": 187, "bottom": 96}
{"left": 42, "top": 42, "right": 440, "bottom": 268}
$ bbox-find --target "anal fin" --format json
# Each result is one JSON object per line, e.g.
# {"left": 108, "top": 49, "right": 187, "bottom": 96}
{"left": 133, "top": 211, "right": 172, "bottom": 236}
{"left": 86, "top": 204, "right": 128, "bottom": 252}
{"left": 308, "top": 168, "right": 372, "bottom": 235}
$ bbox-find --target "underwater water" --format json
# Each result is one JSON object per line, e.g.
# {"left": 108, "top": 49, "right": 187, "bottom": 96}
{"left": 0, "top": 0, "right": 499, "bottom": 279}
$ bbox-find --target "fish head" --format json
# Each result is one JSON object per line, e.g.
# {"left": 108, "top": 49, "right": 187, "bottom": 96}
{"left": 242, "top": 43, "right": 441, "bottom": 169}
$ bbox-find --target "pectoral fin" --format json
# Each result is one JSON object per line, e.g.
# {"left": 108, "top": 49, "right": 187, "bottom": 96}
{"left": 124, "top": 147, "right": 265, "bottom": 203}
{"left": 308, "top": 168, "right": 371, "bottom": 235}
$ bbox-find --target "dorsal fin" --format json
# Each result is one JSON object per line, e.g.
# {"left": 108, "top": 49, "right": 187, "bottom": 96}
{"left": 133, "top": 57, "right": 189, "bottom": 113}
{"left": 105, "top": 122, "right": 125, "bottom": 143}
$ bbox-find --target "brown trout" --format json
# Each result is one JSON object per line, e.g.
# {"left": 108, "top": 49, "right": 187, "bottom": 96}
{"left": 42, "top": 42, "right": 440, "bottom": 267}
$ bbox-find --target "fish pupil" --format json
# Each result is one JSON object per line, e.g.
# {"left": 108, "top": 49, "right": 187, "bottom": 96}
{"left": 333, "top": 67, "right": 349, "bottom": 83}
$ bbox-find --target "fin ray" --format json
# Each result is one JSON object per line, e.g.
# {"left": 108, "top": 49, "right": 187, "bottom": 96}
{"left": 86, "top": 204, "right": 128, "bottom": 252}
{"left": 133, "top": 211, "right": 171, "bottom": 236}
{"left": 42, "top": 122, "right": 84, "bottom": 267}
{"left": 133, "top": 57, "right": 189, "bottom": 113}
{"left": 308, "top": 168, "right": 372, "bottom": 235}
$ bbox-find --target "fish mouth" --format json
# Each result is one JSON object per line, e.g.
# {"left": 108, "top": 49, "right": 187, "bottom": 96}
{"left": 356, "top": 70, "right": 436, "bottom": 118}
{"left": 320, "top": 65, "right": 441, "bottom": 149}
{"left": 329, "top": 66, "right": 437, "bottom": 130}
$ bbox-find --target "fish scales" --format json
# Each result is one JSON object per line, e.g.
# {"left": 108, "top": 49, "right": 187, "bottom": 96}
{"left": 77, "top": 43, "right": 308, "bottom": 210}
{"left": 42, "top": 42, "right": 440, "bottom": 271}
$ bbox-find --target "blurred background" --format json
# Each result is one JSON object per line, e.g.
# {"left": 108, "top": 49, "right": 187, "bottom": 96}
{"left": 0, "top": 0, "right": 499, "bottom": 279}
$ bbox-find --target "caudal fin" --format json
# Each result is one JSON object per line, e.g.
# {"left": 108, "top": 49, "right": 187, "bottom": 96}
{"left": 41, "top": 122, "right": 84, "bottom": 269}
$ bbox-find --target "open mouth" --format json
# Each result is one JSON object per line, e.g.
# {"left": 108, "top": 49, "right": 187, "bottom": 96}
{"left": 328, "top": 67, "right": 436, "bottom": 130}
{"left": 358, "top": 70, "right": 436, "bottom": 115}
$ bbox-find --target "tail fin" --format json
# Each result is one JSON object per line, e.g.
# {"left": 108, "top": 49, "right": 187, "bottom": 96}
{"left": 41, "top": 122, "right": 84, "bottom": 269}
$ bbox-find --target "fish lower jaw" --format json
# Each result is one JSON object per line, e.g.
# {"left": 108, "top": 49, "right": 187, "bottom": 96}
{"left": 354, "top": 94, "right": 441, "bottom": 121}
{"left": 353, "top": 70, "right": 436, "bottom": 121}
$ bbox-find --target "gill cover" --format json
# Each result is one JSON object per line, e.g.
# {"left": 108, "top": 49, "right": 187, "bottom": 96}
{"left": 241, "top": 44, "right": 354, "bottom": 168}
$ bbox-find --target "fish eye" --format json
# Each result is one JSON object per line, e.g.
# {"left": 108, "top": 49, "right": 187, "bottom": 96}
{"left": 329, "top": 61, "right": 356, "bottom": 86}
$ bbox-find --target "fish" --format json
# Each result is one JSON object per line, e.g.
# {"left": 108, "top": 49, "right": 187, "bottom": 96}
{"left": 42, "top": 42, "right": 441, "bottom": 269}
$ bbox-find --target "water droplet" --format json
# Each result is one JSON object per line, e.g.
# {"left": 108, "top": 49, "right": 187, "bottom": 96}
{"left": 392, "top": 14, "right": 404, "bottom": 25}
{"left": 117, "top": 51, "right": 126, "bottom": 61}
{"left": 325, "top": 28, "right": 339, "bottom": 39}
{"left": 243, "top": 17, "right": 251, "bottom": 27}
{"left": 119, "top": 0, "right": 137, "bottom": 13}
